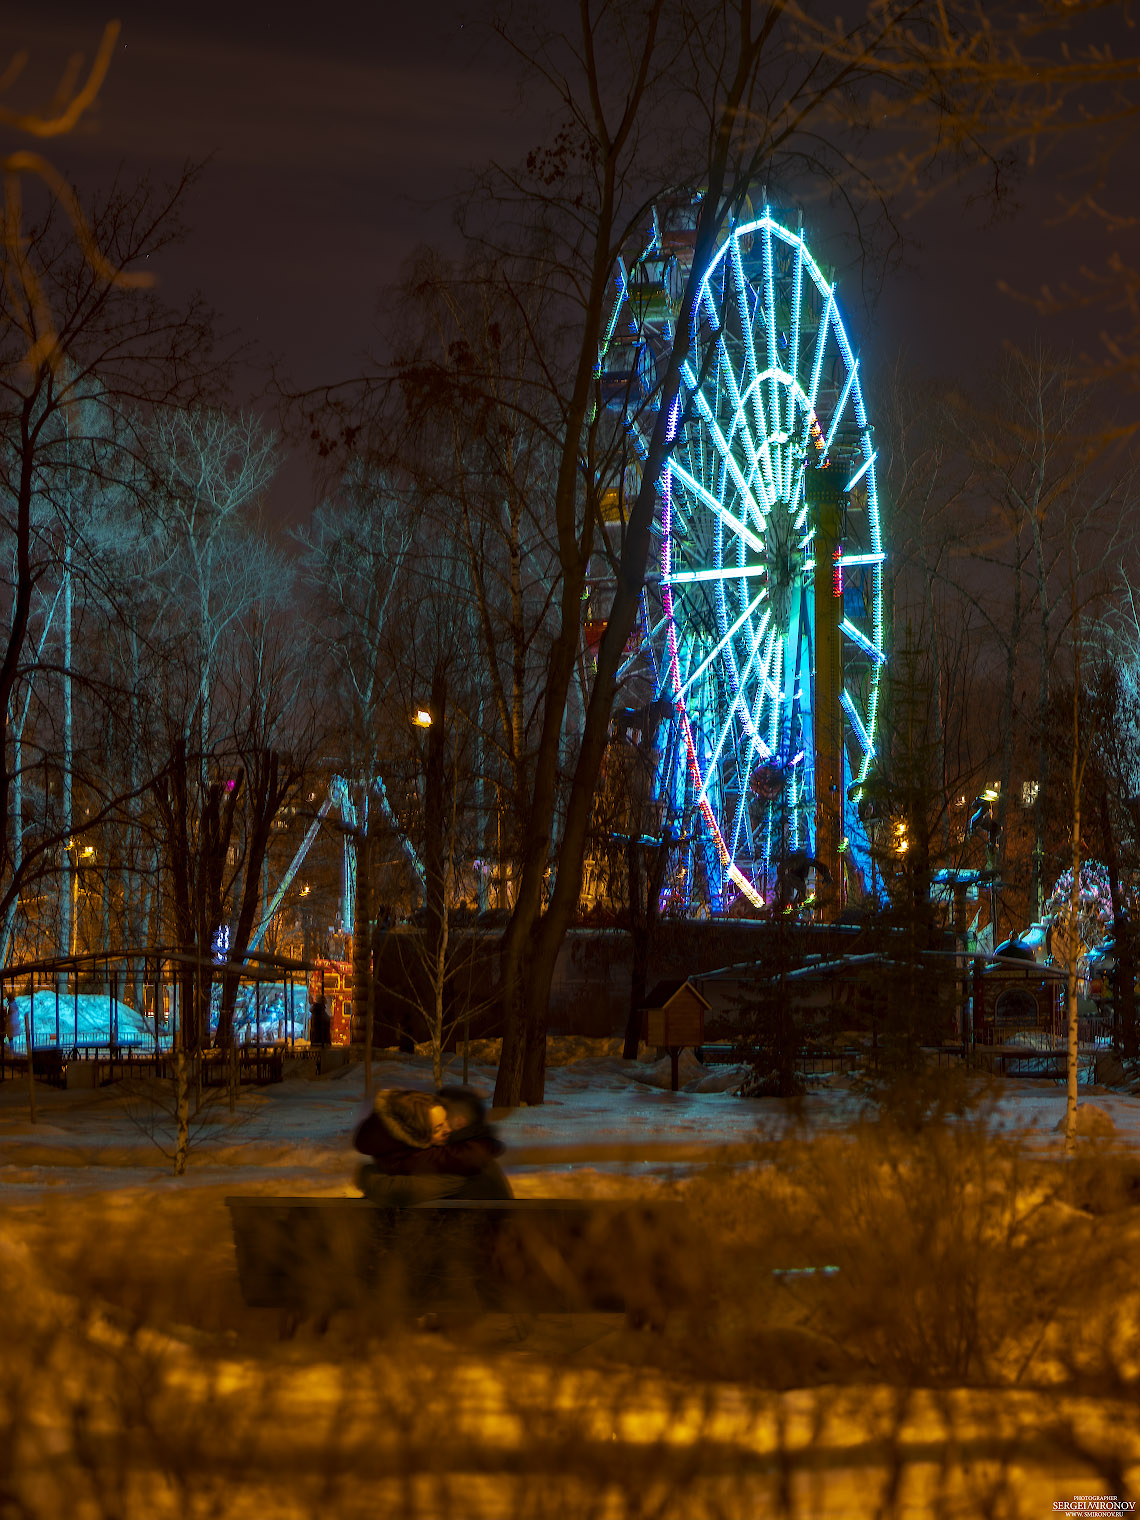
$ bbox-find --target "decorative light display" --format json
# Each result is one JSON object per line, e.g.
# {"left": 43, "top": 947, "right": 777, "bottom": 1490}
{"left": 596, "top": 204, "right": 885, "bottom": 910}
{"left": 1047, "top": 860, "right": 1115, "bottom": 937}
{"left": 211, "top": 924, "right": 231, "bottom": 965}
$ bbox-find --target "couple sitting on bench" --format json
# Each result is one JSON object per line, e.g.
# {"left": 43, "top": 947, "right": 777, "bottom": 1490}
{"left": 353, "top": 1086, "right": 514, "bottom": 1205}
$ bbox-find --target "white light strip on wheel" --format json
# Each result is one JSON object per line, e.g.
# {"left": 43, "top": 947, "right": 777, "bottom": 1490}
{"left": 839, "top": 552, "right": 886, "bottom": 567}
{"left": 676, "top": 595, "right": 767, "bottom": 701}
{"left": 804, "top": 283, "right": 835, "bottom": 429}
{"left": 715, "top": 334, "right": 776, "bottom": 512}
{"left": 785, "top": 234, "right": 804, "bottom": 502}
{"left": 738, "top": 368, "right": 796, "bottom": 412}
{"left": 840, "top": 618, "right": 886, "bottom": 665}
{"left": 730, "top": 624, "right": 777, "bottom": 860}
{"left": 727, "top": 861, "right": 765, "bottom": 908}
{"left": 600, "top": 265, "right": 629, "bottom": 354}
{"left": 840, "top": 689, "right": 876, "bottom": 757}
{"left": 695, "top": 608, "right": 770, "bottom": 809}
{"left": 731, "top": 236, "right": 777, "bottom": 506}
{"left": 823, "top": 360, "right": 858, "bottom": 455}
{"left": 617, "top": 615, "right": 668, "bottom": 681}
{"left": 665, "top": 564, "right": 767, "bottom": 585}
{"left": 680, "top": 366, "right": 769, "bottom": 524}
{"left": 762, "top": 216, "right": 781, "bottom": 473}
{"left": 843, "top": 451, "right": 876, "bottom": 493}
{"left": 748, "top": 621, "right": 779, "bottom": 738}
{"left": 667, "top": 457, "right": 764, "bottom": 553}
{"left": 767, "top": 637, "right": 783, "bottom": 754}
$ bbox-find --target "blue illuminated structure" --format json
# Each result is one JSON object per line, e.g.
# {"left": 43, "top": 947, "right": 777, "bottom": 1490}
{"left": 596, "top": 203, "right": 886, "bottom": 913}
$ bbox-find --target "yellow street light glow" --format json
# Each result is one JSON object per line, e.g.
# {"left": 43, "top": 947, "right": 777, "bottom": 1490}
{"left": 413, "top": 708, "right": 433, "bottom": 728}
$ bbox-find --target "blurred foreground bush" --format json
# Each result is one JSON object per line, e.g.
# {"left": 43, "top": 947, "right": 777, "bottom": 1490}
{"left": 1, "top": 1115, "right": 1139, "bottom": 1516}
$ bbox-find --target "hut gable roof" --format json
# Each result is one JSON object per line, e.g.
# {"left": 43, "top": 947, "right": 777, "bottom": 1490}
{"left": 641, "top": 978, "right": 711, "bottom": 1011}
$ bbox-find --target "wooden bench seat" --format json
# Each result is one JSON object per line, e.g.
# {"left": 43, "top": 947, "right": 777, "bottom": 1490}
{"left": 225, "top": 1195, "right": 689, "bottom": 1320}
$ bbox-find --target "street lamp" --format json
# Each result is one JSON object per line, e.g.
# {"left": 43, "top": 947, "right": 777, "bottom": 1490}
{"left": 412, "top": 708, "right": 433, "bottom": 729}
{"left": 969, "top": 789, "right": 1002, "bottom": 950}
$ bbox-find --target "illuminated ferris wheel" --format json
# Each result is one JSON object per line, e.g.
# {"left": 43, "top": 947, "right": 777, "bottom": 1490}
{"left": 596, "top": 203, "right": 886, "bottom": 912}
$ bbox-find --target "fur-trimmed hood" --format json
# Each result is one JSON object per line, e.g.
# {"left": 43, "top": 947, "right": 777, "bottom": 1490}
{"left": 370, "top": 1088, "right": 437, "bottom": 1149}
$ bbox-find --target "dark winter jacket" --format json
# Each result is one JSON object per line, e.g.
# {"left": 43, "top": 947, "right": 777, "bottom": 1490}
{"left": 352, "top": 1088, "right": 505, "bottom": 1177}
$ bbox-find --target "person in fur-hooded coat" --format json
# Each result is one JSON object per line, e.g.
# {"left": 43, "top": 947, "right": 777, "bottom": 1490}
{"left": 352, "top": 1087, "right": 510, "bottom": 1202}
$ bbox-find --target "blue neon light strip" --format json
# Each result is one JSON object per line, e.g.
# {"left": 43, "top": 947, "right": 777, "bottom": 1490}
{"left": 668, "top": 459, "right": 764, "bottom": 552}
{"left": 677, "top": 596, "right": 767, "bottom": 700}
{"left": 840, "top": 689, "right": 875, "bottom": 757}
{"left": 840, "top": 618, "right": 886, "bottom": 665}
{"left": 667, "top": 564, "right": 767, "bottom": 585}
{"left": 843, "top": 451, "right": 876, "bottom": 493}
{"left": 823, "top": 360, "right": 858, "bottom": 454}
{"left": 695, "top": 612, "right": 770, "bottom": 807}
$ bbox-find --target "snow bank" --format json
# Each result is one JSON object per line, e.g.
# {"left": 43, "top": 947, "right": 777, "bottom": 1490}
{"left": 11, "top": 992, "right": 152, "bottom": 1048}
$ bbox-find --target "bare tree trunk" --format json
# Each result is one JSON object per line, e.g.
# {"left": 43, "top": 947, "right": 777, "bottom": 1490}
{"left": 174, "top": 1047, "right": 190, "bottom": 1176}
{"left": 352, "top": 820, "right": 373, "bottom": 1091}
{"left": 1, "top": 718, "right": 23, "bottom": 967}
{"left": 23, "top": 1013, "right": 36, "bottom": 1124}
{"left": 423, "top": 664, "right": 452, "bottom": 1087}
{"left": 1065, "top": 663, "right": 1082, "bottom": 1152}
{"left": 59, "top": 534, "right": 73, "bottom": 984}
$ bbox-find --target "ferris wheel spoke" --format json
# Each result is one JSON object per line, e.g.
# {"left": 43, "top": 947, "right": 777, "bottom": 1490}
{"left": 840, "top": 688, "right": 876, "bottom": 758}
{"left": 766, "top": 635, "right": 783, "bottom": 756}
{"left": 666, "top": 564, "right": 767, "bottom": 586}
{"left": 676, "top": 596, "right": 768, "bottom": 702}
{"left": 621, "top": 612, "right": 668, "bottom": 682}
{"left": 762, "top": 218, "right": 781, "bottom": 471}
{"left": 730, "top": 237, "right": 775, "bottom": 498}
{"left": 801, "top": 283, "right": 835, "bottom": 451}
{"left": 680, "top": 363, "right": 772, "bottom": 520}
{"left": 668, "top": 459, "right": 764, "bottom": 554}
{"left": 709, "top": 326, "right": 776, "bottom": 512}
{"left": 843, "top": 451, "right": 876, "bottom": 492}
{"left": 785, "top": 235, "right": 805, "bottom": 502}
{"left": 822, "top": 359, "right": 858, "bottom": 455}
{"left": 840, "top": 551, "right": 885, "bottom": 568}
{"left": 840, "top": 617, "right": 886, "bottom": 665}
{"left": 694, "top": 612, "right": 768, "bottom": 810}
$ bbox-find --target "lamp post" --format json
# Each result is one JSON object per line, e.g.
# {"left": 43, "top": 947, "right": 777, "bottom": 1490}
{"left": 969, "top": 790, "right": 1001, "bottom": 951}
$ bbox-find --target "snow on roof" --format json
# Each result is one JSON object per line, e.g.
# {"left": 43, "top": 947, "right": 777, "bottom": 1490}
{"left": 642, "top": 978, "right": 711, "bottom": 1010}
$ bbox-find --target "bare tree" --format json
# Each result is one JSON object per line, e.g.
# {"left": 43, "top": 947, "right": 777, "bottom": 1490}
{"left": 296, "top": 0, "right": 1054, "bottom": 1104}
{"left": 471, "top": 0, "right": 1019, "bottom": 1105}
{"left": 145, "top": 408, "right": 278, "bottom": 772}
{"left": 0, "top": 173, "right": 218, "bottom": 962}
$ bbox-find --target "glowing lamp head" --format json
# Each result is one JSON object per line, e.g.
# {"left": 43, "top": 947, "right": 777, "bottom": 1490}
{"left": 413, "top": 708, "right": 433, "bottom": 728}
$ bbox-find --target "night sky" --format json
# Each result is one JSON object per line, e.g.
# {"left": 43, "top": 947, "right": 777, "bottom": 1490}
{"left": 9, "top": 3, "right": 1135, "bottom": 519}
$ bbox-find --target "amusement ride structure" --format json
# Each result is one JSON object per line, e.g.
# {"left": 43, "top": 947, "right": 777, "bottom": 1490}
{"left": 594, "top": 200, "right": 886, "bottom": 916}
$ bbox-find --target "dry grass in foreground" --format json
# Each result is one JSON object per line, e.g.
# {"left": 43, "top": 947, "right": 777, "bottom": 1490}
{"left": 1, "top": 1116, "right": 1139, "bottom": 1517}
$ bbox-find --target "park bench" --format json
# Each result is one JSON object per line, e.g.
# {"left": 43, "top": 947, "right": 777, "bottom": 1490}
{"left": 225, "top": 1195, "right": 690, "bottom": 1325}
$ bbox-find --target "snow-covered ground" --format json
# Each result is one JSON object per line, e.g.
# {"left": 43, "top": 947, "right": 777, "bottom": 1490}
{"left": 2, "top": 1044, "right": 1140, "bottom": 1517}
{"left": 0, "top": 1038, "right": 1138, "bottom": 1195}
